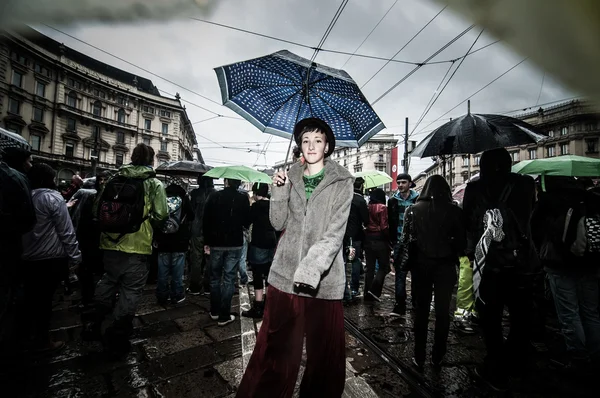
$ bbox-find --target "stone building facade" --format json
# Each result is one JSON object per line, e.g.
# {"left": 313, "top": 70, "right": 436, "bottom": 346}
{"left": 412, "top": 99, "right": 600, "bottom": 189}
{"left": 0, "top": 26, "right": 201, "bottom": 181}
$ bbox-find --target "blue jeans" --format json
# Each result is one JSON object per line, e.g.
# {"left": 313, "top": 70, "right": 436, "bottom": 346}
{"left": 343, "top": 241, "right": 363, "bottom": 300}
{"left": 547, "top": 270, "right": 600, "bottom": 361}
{"left": 157, "top": 252, "right": 185, "bottom": 301}
{"left": 239, "top": 235, "right": 249, "bottom": 285}
{"left": 210, "top": 248, "right": 242, "bottom": 319}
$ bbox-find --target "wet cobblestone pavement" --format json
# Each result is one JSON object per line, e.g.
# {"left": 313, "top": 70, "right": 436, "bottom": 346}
{"left": 1, "top": 273, "right": 597, "bottom": 397}
{"left": 342, "top": 273, "right": 597, "bottom": 397}
{"left": 1, "top": 285, "right": 243, "bottom": 398}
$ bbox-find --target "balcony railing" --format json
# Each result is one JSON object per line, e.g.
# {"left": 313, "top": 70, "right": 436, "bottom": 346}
{"left": 58, "top": 103, "right": 138, "bottom": 132}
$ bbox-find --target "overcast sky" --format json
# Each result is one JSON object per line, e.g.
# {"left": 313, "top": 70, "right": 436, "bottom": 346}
{"left": 34, "top": 0, "right": 575, "bottom": 175}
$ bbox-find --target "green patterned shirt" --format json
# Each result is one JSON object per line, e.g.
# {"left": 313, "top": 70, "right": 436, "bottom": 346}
{"left": 303, "top": 168, "right": 325, "bottom": 200}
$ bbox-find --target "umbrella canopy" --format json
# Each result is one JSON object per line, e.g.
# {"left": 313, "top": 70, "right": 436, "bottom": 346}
{"left": 214, "top": 50, "right": 385, "bottom": 148}
{"left": 412, "top": 113, "right": 548, "bottom": 158}
{"left": 0, "top": 127, "right": 30, "bottom": 156}
{"left": 512, "top": 155, "right": 600, "bottom": 177}
{"left": 155, "top": 160, "right": 212, "bottom": 176}
{"left": 204, "top": 165, "right": 272, "bottom": 184}
{"left": 354, "top": 170, "right": 392, "bottom": 189}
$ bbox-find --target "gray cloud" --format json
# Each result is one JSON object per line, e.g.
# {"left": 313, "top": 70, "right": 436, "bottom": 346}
{"left": 34, "top": 0, "right": 573, "bottom": 173}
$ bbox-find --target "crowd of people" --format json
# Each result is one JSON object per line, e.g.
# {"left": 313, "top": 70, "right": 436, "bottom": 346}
{"left": 1, "top": 117, "right": 600, "bottom": 396}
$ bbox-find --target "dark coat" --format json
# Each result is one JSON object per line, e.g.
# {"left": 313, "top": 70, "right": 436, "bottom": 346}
{"left": 344, "top": 191, "right": 369, "bottom": 243}
{"left": 462, "top": 148, "right": 539, "bottom": 275}
{"left": 190, "top": 185, "right": 216, "bottom": 237}
{"left": 401, "top": 175, "right": 465, "bottom": 269}
{"left": 387, "top": 189, "right": 419, "bottom": 246}
{"left": 203, "top": 187, "right": 251, "bottom": 248}
{"left": 249, "top": 199, "right": 276, "bottom": 249}
{"left": 155, "top": 185, "right": 195, "bottom": 253}
{"left": 532, "top": 177, "right": 599, "bottom": 272}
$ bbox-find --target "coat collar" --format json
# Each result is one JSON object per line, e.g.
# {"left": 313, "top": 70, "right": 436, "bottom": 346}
{"left": 288, "top": 159, "right": 353, "bottom": 201}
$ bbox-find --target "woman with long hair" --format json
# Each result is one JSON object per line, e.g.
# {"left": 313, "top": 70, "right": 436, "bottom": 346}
{"left": 237, "top": 118, "right": 354, "bottom": 397}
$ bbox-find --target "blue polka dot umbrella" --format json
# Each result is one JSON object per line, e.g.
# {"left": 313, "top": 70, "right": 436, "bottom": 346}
{"left": 214, "top": 50, "right": 386, "bottom": 156}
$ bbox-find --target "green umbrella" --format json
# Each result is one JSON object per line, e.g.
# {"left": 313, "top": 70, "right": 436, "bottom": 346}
{"left": 354, "top": 170, "right": 393, "bottom": 189}
{"left": 204, "top": 165, "right": 272, "bottom": 184}
{"left": 512, "top": 155, "right": 600, "bottom": 177}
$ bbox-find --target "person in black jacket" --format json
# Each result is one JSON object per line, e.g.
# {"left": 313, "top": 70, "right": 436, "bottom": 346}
{"left": 188, "top": 175, "right": 216, "bottom": 295}
{"left": 242, "top": 183, "right": 276, "bottom": 319}
{"left": 463, "top": 147, "right": 538, "bottom": 392}
{"left": 203, "top": 178, "right": 251, "bottom": 326}
{"left": 343, "top": 177, "right": 369, "bottom": 301}
{"left": 400, "top": 175, "right": 465, "bottom": 371}
{"left": 154, "top": 183, "right": 195, "bottom": 305}
{"left": 531, "top": 176, "right": 600, "bottom": 370}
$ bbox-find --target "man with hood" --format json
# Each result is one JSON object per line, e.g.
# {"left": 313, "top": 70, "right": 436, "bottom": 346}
{"left": 388, "top": 173, "right": 419, "bottom": 316}
{"left": 463, "top": 147, "right": 538, "bottom": 392}
{"left": 83, "top": 143, "right": 168, "bottom": 356}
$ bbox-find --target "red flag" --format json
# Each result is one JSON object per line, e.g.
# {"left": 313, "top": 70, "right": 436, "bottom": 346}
{"left": 391, "top": 146, "right": 399, "bottom": 191}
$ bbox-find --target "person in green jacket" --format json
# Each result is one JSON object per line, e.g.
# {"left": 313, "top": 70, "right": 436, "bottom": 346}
{"left": 82, "top": 143, "right": 167, "bottom": 357}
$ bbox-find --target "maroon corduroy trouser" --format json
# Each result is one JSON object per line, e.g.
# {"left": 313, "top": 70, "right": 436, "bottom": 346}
{"left": 236, "top": 286, "right": 346, "bottom": 398}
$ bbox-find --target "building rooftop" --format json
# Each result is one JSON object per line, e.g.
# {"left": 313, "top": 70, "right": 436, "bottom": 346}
{"left": 9, "top": 26, "right": 161, "bottom": 96}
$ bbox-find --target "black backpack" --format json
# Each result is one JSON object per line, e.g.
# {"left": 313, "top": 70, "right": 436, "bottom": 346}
{"left": 97, "top": 175, "right": 149, "bottom": 238}
{"left": 480, "top": 183, "right": 531, "bottom": 272}
{"left": 0, "top": 162, "right": 36, "bottom": 235}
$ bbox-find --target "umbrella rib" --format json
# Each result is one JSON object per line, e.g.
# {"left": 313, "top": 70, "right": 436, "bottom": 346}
{"left": 265, "top": 91, "right": 302, "bottom": 129}
{"left": 314, "top": 86, "right": 365, "bottom": 104}
{"left": 248, "top": 60, "right": 299, "bottom": 85}
{"left": 314, "top": 91, "right": 358, "bottom": 139}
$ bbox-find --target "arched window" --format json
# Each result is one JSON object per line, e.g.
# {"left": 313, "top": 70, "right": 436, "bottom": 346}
{"left": 117, "top": 108, "right": 126, "bottom": 124}
{"left": 66, "top": 91, "right": 77, "bottom": 108}
{"left": 92, "top": 101, "right": 102, "bottom": 118}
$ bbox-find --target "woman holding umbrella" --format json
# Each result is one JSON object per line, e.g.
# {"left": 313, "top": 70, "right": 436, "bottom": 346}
{"left": 237, "top": 118, "right": 354, "bottom": 397}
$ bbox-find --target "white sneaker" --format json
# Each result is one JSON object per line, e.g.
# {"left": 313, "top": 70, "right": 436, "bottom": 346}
{"left": 209, "top": 312, "right": 219, "bottom": 321}
{"left": 218, "top": 314, "right": 235, "bottom": 326}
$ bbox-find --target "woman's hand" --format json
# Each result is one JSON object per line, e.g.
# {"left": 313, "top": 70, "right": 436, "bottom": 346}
{"left": 272, "top": 171, "right": 288, "bottom": 187}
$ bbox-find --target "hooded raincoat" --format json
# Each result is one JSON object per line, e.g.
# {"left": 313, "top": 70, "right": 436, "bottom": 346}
{"left": 99, "top": 165, "right": 168, "bottom": 255}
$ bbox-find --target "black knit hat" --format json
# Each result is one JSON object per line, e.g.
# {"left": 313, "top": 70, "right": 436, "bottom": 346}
{"left": 293, "top": 118, "right": 336, "bottom": 158}
{"left": 396, "top": 173, "right": 416, "bottom": 188}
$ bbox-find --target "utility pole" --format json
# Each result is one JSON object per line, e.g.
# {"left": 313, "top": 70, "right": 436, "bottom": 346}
{"left": 403, "top": 117, "right": 409, "bottom": 173}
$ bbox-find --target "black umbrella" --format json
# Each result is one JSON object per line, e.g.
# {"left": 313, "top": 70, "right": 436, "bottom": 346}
{"left": 155, "top": 160, "right": 212, "bottom": 176}
{"left": 411, "top": 113, "right": 548, "bottom": 158}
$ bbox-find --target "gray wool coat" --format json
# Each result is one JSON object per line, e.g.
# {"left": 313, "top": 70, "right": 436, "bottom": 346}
{"left": 268, "top": 159, "right": 354, "bottom": 300}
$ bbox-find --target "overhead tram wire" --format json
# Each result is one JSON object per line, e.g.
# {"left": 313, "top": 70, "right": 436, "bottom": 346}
{"left": 415, "top": 57, "right": 530, "bottom": 136}
{"left": 339, "top": 0, "right": 399, "bottom": 69}
{"left": 410, "top": 29, "right": 484, "bottom": 136}
{"left": 42, "top": 24, "right": 243, "bottom": 120}
{"left": 189, "top": 17, "right": 499, "bottom": 67}
{"left": 361, "top": 5, "right": 447, "bottom": 90}
{"left": 311, "top": 0, "right": 349, "bottom": 62}
{"left": 535, "top": 72, "right": 546, "bottom": 106}
{"left": 371, "top": 24, "right": 475, "bottom": 106}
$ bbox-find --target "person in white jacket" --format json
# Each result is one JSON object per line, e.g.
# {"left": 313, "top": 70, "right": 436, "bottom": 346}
{"left": 21, "top": 163, "right": 81, "bottom": 353}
